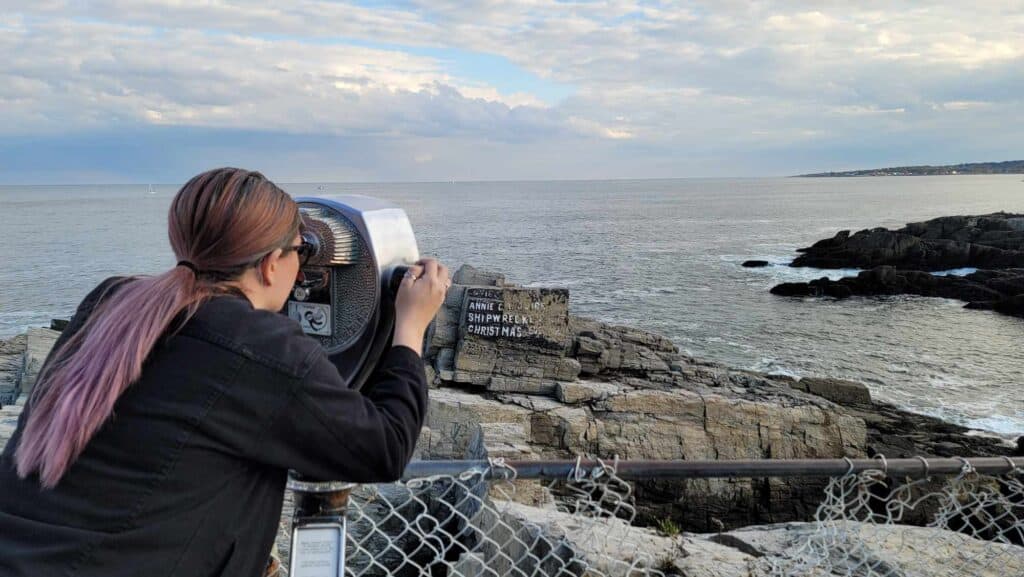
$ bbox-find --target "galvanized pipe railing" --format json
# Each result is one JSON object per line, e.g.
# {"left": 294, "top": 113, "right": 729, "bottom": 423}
{"left": 400, "top": 456, "right": 1024, "bottom": 481}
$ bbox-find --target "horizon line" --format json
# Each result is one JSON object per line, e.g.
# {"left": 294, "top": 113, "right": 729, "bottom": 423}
{"left": 9, "top": 173, "right": 1024, "bottom": 187}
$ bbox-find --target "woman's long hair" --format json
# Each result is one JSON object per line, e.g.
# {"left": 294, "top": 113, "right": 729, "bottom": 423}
{"left": 16, "top": 168, "right": 302, "bottom": 488}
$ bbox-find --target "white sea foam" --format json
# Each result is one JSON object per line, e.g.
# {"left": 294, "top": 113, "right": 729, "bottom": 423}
{"left": 723, "top": 253, "right": 863, "bottom": 282}
{"left": 963, "top": 415, "right": 1024, "bottom": 437}
{"left": 894, "top": 403, "right": 1023, "bottom": 440}
{"left": 931, "top": 267, "right": 979, "bottom": 277}
{"left": 748, "top": 357, "right": 802, "bottom": 379}
{"left": 524, "top": 278, "right": 585, "bottom": 288}
{"left": 742, "top": 261, "right": 862, "bottom": 283}
{"left": 778, "top": 267, "right": 863, "bottom": 281}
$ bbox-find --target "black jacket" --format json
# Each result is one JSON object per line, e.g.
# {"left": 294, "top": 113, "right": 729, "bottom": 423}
{"left": 0, "top": 277, "right": 428, "bottom": 576}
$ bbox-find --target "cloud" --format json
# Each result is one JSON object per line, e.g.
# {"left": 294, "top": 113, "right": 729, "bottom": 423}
{"left": 763, "top": 11, "right": 837, "bottom": 32}
{"left": 0, "top": 1, "right": 1022, "bottom": 181}
{"left": 933, "top": 100, "right": 992, "bottom": 111}
{"left": 0, "top": 17, "right": 558, "bottom": 136}
{"left": 831, "top": 106, "right": 906, "bottom": 116}
{"left": 567, "top": 116, "right": 634, "bottom": 140}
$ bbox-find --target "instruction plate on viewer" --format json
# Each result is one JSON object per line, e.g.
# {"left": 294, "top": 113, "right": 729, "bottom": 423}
{"left": 288, "top": 302, "right": 332, "bottom": 336}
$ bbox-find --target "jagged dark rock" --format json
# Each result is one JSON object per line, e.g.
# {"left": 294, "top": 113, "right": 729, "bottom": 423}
{"left": 992, "top": 293, "right": 1024, "bottom": 317}
{"left": 788, "top": 377, "right": 871, "bottom": 405}
{"left": 771, "top": 266, "right": 1024, "bottom": 318}
{"left": 791, "top": 213, "right": 1024, "bottom": 270}
{"left": 771, "top": 214, "right": 1024, "bottom": 318}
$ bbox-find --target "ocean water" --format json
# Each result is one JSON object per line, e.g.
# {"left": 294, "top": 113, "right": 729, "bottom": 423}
{"left": 1, "top": 176, "right": 1022, "bottom": 439}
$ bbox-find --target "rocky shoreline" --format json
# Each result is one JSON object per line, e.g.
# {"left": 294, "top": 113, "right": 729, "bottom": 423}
{"left": 1, "top": 265, "right": 1020, "bottom": 574}
{"left": 1, "top": 266, "right": 1017, "bottom": 484}
{"left": 769, "top": 213, "right": 1024, "bottom": 318}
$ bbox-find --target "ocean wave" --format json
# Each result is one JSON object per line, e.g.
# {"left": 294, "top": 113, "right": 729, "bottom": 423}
{"left": 743, "top": 263, "right": 862, "bottom": 283}
{"left": 724, "top": 253, "right": 863, "bottom": 282}
{"left": 962, "top": 415, "right": 1024, "bottom": 437}
{"left": 0, "top": 310, "right": 62, "bottom": 319}
{"left": 769, "top": 267, "right": 863, "bottom": 282}
{"left": 892, "top": 396, "right": 1020, "bottom": 439}
{"left": 733, "top": 255, "right": 981, "bottom": 283}
{"left": 1, "top": 309, "right": 66, "bottom": 339}
{"left": 524, "top": 278, "right": 585, "bottom": 288}
{"left": 747, "top": 357, "right": 802, "bottom": 379}
{"left": 930, "top": 267, "right": 979, "bottom": 277}
{"left": 607, "top": 286, "right": 681, "bottom": 298}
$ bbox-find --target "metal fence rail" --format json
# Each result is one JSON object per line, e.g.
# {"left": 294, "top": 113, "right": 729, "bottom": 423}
{"left": 402, "top": 456, "right": 1024, "bottom": 480}
{"left": 281, "top": 456, "right": 1024, "bottom": 577}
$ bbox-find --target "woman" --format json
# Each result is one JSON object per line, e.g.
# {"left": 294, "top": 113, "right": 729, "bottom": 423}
{"left": 0, "top": 167, "right": 448, "bottom": 576}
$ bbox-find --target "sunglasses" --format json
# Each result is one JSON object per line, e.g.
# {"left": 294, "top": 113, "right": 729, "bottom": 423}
{"left": 281, "top": 239, "right": 316, "bottom": 267}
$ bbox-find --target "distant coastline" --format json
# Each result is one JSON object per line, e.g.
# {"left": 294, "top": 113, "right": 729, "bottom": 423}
{"left": 797, "top": 159, "right": 1024, "bottom": 177}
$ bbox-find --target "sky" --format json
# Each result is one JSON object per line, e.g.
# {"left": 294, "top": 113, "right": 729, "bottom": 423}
{"left": 1, "top": 1, "right": 1022, "bottom": 183}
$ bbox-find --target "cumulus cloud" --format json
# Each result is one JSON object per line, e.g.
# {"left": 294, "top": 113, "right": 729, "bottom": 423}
{"left": 0, "top": 15, "right": 558, "bottom": 139}
{"left": 0, "top": 1, "right": 1022, "bottom": 181}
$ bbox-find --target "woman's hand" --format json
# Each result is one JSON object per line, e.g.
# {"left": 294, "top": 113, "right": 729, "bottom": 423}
{"left": 393, "top": 258, "right": 450, "bottom": 355}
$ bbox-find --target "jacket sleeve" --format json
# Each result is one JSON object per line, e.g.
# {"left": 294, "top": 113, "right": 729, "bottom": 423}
{"left": 252, "top": 344, "right": 429, "bottom": 483}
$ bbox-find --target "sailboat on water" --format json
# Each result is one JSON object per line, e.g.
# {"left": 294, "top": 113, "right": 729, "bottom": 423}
{"left": 148, "top": 184, "right": 156, "bottom": 195}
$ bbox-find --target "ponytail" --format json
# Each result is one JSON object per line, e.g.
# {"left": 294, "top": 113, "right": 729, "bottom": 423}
{"left": 16, "top": 267, "right": 213, "bottom": 488}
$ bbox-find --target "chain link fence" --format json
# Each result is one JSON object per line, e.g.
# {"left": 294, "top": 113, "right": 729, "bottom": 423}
{"left": 279, "top": 456, "right": 1024, "bottom": 577}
